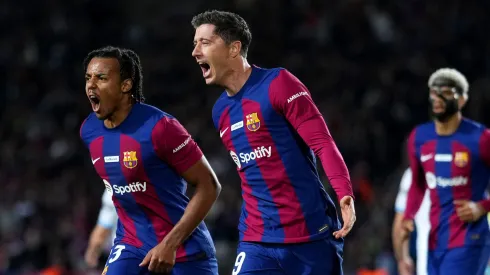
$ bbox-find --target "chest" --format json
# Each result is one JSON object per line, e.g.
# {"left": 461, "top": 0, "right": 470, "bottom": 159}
{"left": 417, "top": 138, "right": 483, "bottom": 191}
{"left": 218, "top": 96, "right": 286, "bottom": 154}
{"left": 88, "top": 133, "right": 156, "bottom": 182}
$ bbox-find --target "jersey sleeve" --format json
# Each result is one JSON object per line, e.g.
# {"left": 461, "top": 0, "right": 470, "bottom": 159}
{"left": 477, "top": 129, "right": 490, "bottom": 211}
{"left": 479, "top": 129, "right": 490, "bottom": 167}
{"left": 394, "top": 168, "right": 412, "bottom": 213}
{"left": 403, "top": 129, "right": 427, "bottom": 220}
{"left": 96, "top": 189, "right": 118, "bottom": 229}
{"left": 151, "top": 116, "right": 204, "bottom": 175}
{"left": 269, "top": 69, "right": 354, "bottom": 200}
{"left": 79, "top": 117, "right": 89, "bottom": 147}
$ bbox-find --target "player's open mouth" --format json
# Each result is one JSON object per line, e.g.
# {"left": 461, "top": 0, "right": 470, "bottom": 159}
{"left": 89, "top": 94, "right": 101, "bottom": 112}
{"left": 199, "top": 62, "right": 211, "bottom": 78}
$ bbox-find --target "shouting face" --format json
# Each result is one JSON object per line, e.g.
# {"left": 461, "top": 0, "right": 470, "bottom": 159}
{"left": 192, "top": 24, "right": 234, "bottom": 86}
{"left": 85, "top": 57, "right": 127, "bottom": 120}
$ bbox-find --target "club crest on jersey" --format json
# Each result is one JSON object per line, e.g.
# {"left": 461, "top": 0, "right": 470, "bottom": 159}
{"left": 123, "top": 151, "right": 138, "bottom": 169}
{"left": 246, "top": 112, "right": 261, "bottom": 131}
{"left": 454, "top": 152, "right": 468, "bottom": 168}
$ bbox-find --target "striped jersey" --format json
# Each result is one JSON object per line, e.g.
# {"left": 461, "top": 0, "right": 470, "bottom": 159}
{"left": 405, "top": 118, "right": 490, "bottom": 251}
{"left": 80, "top": 103, "right": 215, "bottom": 261}
{"left": 212, "top": 66, "right": 353, "bottom": 243}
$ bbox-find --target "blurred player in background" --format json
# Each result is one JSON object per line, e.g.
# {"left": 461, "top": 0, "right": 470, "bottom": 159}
{"left": 85, "top": 188, "right": 118, "bottom": 268}
{"left": 398, "top": 68, "right": 490, "bottom": 275}
{"left": 393, "top": 167, "right": 430, "bottom": 275}
{"left": 192, "top": 10, "right": 355, "bottom": 275}
{"left": 80, "top": 46, "right": 221, "bottom": 274}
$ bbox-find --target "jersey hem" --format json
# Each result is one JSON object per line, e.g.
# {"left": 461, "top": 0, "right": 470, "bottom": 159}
{"left": 241, "top": 230, "right": 331, "bottom": 244}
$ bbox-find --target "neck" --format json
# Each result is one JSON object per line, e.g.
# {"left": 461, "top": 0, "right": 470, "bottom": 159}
{"left": 435, "top": 112, "right": 462, "bottom": 136}
{"left": 104, "top": 98, "right": 134, "bottom": 129}
{"left": 223, "top": 58, "right": 252, "bottom": 96}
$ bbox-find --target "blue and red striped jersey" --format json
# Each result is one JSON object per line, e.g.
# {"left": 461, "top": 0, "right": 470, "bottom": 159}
{"left": 212, "top": 66, "right": 353, "bottom": 243}
{"left": 405, "top": 118, "right": 490, "bottom": 251}
{"left": 80, "top": 103, "right": 215, "bottom": 262}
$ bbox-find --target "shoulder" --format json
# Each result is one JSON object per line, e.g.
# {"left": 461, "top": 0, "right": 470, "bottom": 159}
{"left": 400, "top": 168, "right": 412, "bottom": 191}
{"left": 148, "top": 107, "right": 192, "bottom": 143}
{"left": 80, "top": 112, "right": 101, "bottom": 146}
{"left": 249, "top": 66, "right": 287, "bottom": 91}
{"left": 212, "top": 92, "right": 231, "bottom": 129}
{"left": 268, "top": 67, "right": 302, "bottom": 85}
{"left": 461, "top": 118, "right": 488, "bottom": 134}
{"left": 132, "top": 103, "right": 178, "bottom": 131}
{"left": 267, "top": 67, "right": 308, "bottom": 97}
{"left": 134, "top": 103, "right": 171, "bottom": 121}
{"left": 461, "top": 119, "right": 490, "bottom": 149}
{"left": 411, "top": 121, "right": 436, "bottom": 142}
{"left": 259, "top": 66, "right": 283, "bottom": 78}
{"left": 415, "top": 121, "right": 436, "bottom": 133}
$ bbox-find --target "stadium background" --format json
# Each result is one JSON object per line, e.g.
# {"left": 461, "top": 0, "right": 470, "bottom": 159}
{"left": 2, "top": 0, "right": 490, "bottom": 274}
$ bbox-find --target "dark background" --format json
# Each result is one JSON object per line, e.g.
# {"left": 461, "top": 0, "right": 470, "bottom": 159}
{"left": 1, "top": 0, "right": 490, "bottom": 274}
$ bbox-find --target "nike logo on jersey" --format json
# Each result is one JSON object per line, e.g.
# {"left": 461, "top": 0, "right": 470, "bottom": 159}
{"left": 220, "top": 127, "right": 229, "bottom": 137}
{"left": 92, "top": 157, "right": 100, "bottom": 164}
{"left": 420, "top": 154, "right": 433, "bottom": 162}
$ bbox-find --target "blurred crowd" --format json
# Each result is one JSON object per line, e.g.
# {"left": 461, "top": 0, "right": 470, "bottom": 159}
{"left": 1, "top": 0, "right": 490, "bottom": 274}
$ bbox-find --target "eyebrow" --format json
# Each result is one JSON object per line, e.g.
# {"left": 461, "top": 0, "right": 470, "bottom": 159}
{"left": 85, "top": 73, "right": 108, "bottom": 76}
{"left": 194, "top": 38, "right": 211, "bottom": 43}
{"left": 85, "top": 73, "right": 109, "bottom": 78}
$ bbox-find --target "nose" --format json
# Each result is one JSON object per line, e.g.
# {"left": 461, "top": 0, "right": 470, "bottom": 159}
{"left": 86, "top": 77, "right": 97, "bottom": 90}
{"left": 430, "top": 95, "right": 445, "bottom": 106}
{"left": 192, "top": 45, "right": 201, "bottom": 58}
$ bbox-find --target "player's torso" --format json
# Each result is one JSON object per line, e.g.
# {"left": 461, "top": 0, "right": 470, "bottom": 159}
{"left": 215, "top": 68, "right": 319, "bottom": 187}
{"left": 415, "top": 120, "right": 490, "bottom": 249}
{"left": 213, "top": 68, "right": 335, "bottom": 243}
{"left": 82, "top": 106, "right": 215, "bottom": 259}
{"left": 89, "top": 130, "right": 169, "bottom": 207}
{"left": 82, "top": 109, "right": 189, "bottom": 248}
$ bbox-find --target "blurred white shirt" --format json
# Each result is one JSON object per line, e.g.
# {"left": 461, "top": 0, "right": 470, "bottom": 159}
{"left": 96, "top": 189, "right": 118, "bottom": 252}
{"left": 395, "top": 168, "right": 431, "bottom": 275}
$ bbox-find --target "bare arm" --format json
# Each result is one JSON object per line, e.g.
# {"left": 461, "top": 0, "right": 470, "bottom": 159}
{"left": 150, "top": 116, "right": 221, "bottom": 249}
{"left": 162, "top": 156, "right": 221, "bottom": 249}
{"left": 392, "top": 212, "right": 410, "bottom": 261}
{"left": 85, "top": 225, "right": 113, "bottom": 267}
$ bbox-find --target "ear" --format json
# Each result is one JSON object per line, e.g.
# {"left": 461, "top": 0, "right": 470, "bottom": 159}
{"left": 121, "top": 79, "right": 133, "bottom": 94}
{"left": 229, "top": 41, "right": 242, "bottom": 58}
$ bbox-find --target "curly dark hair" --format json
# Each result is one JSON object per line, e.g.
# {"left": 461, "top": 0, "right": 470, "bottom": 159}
{"left": 83, "top": 46, "right": 145, "bottom": 102}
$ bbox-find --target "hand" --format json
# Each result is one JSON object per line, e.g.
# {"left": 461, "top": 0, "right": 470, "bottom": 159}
{"left": 397, "top": 257, "right": 414, "bottom": 275}
{"left": 333, "top": 196, "right": 356, "bottom": 239}
{"left": 139, "top": 241, "right": 177, "bottom": 274}
{"left": 454, "top": 200, "right": 486, "bottom": 222}
{"left": 84, "top": 246, "right": 100, "bottom": 268}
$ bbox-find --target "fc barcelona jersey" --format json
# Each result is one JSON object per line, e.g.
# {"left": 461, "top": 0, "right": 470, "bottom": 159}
{"left": 405, "top": 118, "right": 490, "bottom": 251}
{"left": 80, "top": 103, "right": 215, "bottom": 261}
{"left": 212, "top": 66, "right": 353, "bottom": 244}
